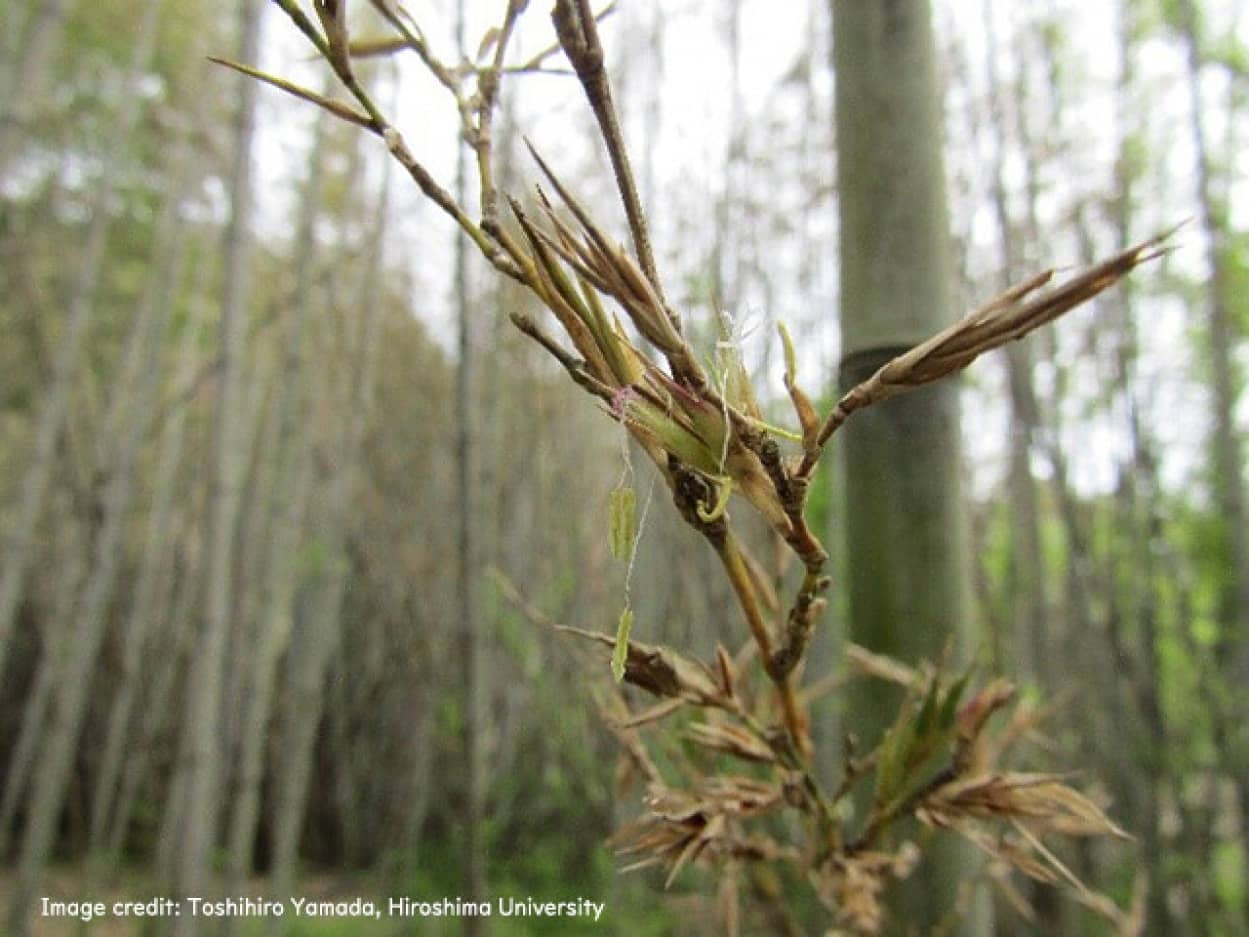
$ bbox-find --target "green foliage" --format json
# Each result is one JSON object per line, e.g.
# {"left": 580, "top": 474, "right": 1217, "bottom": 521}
{"left": 872, "top": 670, "right": 968, "bottom": 813}
{"left": 1213, "top": 838, "right": 1246, "bottom": 920}
{"left": 611, "top": 607, "right": 633, "bottom": 683}
{"left": 1222, "top": 228, "right": 1249, "bottom": 339}
{"left": 297, "top": 536, "right": 332, "bottom": 577}
{"left": 608, "top": 486, "right": 635, "bottom": 562}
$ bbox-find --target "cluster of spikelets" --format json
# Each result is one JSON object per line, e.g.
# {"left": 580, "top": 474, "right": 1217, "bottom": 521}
{"left": 595, "top": 634, "right": 1139, "bottom": 935}
{"left": 498, "top": 563, "right": 1144, "bottom": 934}
{"left": 509, "top": 145, "right": 804, "bottom": 535}
{"left": 227, "top": 0, "right": 1169, "bottom": 932}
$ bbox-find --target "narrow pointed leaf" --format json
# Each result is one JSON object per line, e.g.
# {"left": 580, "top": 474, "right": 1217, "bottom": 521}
{"left": 778, "top": 321, "right": 820, "bottom": 446}
{"left": 347, "top": 36, "right": 410, "bottom": 58}
{"left": 208, "top": 58, "right": 375, "bottom": 129}
{"left": 609, "top": 486, "right": 636, "bottom": 561}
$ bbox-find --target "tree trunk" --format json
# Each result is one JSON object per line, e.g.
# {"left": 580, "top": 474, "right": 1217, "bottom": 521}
{"left": 327, "top": 664, "right": 365, "bottom": 865}
{"left": 398, "top": 683, "right": 437, "bottom": 868}
{"left": 5, "top": 104, "right": 185, "bottom": 935}
{"left": 831, "top": 2, "right": 989, "bottom": 933}
{"left": 0, "top": 496, "right": 84, "bottom": 859}
{"left": 1175, "top": 1, "right": 1249, "bottom": 923}
{"left": 222, "top": 110, "right": 327, "bottom": 929}
{"left": 979, "top": 2, "right": 1049, "bottom": 689}
{"left": 454, "top": 1, "right": 488, "bottom": 928}
{"left": 1176, "top": 0, "right": 1249, "bottom": 663}
{"left": 87, "top": 206, "right": 206, "bottom": 866}
{"left": 0, "top": 0, "right": 71, "bottom": 177}
{"left": 170, "top": 0, "right": 262, "bottom": 926}
{"left": 0, "top": 0, "right": 161, "bottom": 684}
{"left": 116, "top": 529, "right": 201, "bottom": 865}
{"left": 1106, "top": 6, "right": 1173, "bottom": 931}
{"left": 267, "top": 150, "right": 390, "bottom": 916}
{"left": 975, "top": 13, "right": 1066, "bottom": 926}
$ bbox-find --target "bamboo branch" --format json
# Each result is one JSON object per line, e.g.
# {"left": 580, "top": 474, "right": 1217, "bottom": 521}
{"left": 473, "top": 1, "right": 526, "bottom": 231}
{"left": 714, "top": 530, "right": 811, "bottom": 758}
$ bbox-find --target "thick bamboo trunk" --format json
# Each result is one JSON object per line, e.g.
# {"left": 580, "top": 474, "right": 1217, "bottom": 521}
{"left": 831, "top": 2, "right": 988, "bottom": 933}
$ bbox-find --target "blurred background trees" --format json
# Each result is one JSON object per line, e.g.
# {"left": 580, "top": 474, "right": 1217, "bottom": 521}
{"left": 0, "top": 0, "right": 1245, "bottom": 934}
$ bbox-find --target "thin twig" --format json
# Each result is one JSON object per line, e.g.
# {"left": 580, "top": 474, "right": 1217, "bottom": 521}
{"left": 366, "top": 0, "right": 459, "bottom": 93}
{"left": 474, "top": 0, "right": 526, "bottom": 229}
{"left": 508, "top": 311, "right": 615, "bottom": 403}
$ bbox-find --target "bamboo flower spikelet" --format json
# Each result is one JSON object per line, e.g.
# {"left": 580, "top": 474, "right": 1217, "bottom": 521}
{"left": 223, "top": 1, "right": 1172, "bottom": 931}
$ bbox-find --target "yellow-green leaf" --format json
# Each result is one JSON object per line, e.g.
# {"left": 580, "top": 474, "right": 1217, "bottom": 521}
{"left": 779, "top": 321, "right": 799, "bottom": 385}
{"left": 778, "top": 321, "right": 820, "bottom": 446}
{"left": 346, "top": 36, "right": 409, "bottom": 59}
{"left": 609, "top": 486, "right": 636, "bottom": 561}
{"left": 612, "top": 607, "right": 634, "bottom": 683}
{"left": 476, "top": 26, "right": 501, "bottom": 61}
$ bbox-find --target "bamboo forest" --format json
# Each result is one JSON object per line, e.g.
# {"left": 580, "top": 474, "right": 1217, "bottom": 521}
{"left": 1, "top": 0, "right": 1246, "bottom": 934}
